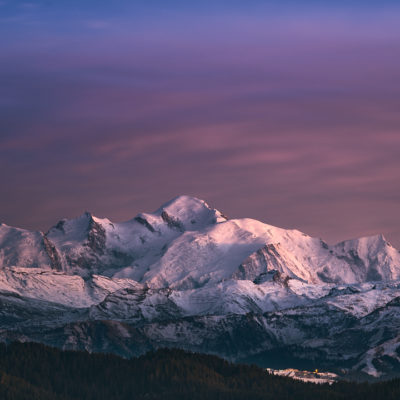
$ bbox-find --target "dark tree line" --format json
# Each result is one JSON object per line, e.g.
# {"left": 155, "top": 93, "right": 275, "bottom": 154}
{"left": 0, "top": 342, "right": 400, "bottom": 400}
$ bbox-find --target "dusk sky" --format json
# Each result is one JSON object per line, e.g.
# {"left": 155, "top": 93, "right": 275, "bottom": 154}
{"left": 1, "top": 0, "right": 400, "bottom": 246}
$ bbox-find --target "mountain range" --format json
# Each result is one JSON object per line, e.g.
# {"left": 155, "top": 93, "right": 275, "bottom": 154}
{"left": 1, "top": 195, "right": 400, "bottom": 379}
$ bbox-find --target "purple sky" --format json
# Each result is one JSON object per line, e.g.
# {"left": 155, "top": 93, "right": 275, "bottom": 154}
{"left": 1, "top": 1, "right": 400, "bottom": 246}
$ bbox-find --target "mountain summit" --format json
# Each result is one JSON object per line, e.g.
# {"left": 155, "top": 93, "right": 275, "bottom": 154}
{"left": 1, "top": 195, "right": 400, "bottom": 378}
{"left": 1, "top": 195, "right": 398, "bottom": 287}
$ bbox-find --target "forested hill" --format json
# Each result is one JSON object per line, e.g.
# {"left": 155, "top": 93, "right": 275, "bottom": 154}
{"left": 0, "top": 342, "right": 400, "bottom": 400}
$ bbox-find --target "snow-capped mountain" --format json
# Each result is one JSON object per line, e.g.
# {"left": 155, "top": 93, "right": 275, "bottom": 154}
{"left": 1, "top": 195, "right": 400, "bottom": 379}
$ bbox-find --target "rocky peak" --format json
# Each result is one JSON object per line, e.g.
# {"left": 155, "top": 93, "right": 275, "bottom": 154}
{"left": 86, "top": 215, "right": 106, "bottom": 254}
{"left": 154, "top": 195, "right": 227, "bottom": 230}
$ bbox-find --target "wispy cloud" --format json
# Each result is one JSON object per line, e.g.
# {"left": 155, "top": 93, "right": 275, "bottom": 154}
{"left": 19, "top": 2, "right": 40, "bottom": 9}
{"left": 84, "top": 20, "right": 112, "bottom": 29}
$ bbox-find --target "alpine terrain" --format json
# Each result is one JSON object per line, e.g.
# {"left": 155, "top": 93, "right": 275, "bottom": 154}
{"left": 1, "top": 195, "right": 400, "bottom": 379}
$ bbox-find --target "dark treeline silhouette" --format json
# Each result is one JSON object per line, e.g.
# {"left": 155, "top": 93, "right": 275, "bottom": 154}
{"left": 0, "top": 342, "right": 400, "bottom": 400}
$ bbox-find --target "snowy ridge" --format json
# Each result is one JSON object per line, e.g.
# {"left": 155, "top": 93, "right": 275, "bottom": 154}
{"left": 1, "top": 195, "right": 399, "bottom": 289}
{"left": 0, "top": 267, "right": 141, "bottom": 308}
{"left": 0, "top": 223, "right": 55, "bottom": 270}
{"left": 1, "top": 195, "right": 400, "bottom": 378}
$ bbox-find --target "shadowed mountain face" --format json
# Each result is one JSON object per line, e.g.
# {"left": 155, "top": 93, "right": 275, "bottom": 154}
{"left": 1, "top": 195, "right": 400, "bottom": 379}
